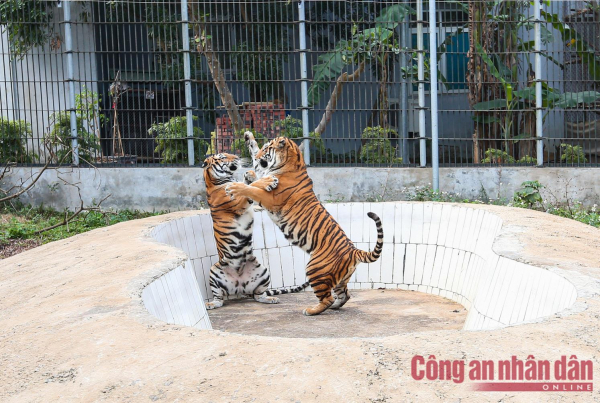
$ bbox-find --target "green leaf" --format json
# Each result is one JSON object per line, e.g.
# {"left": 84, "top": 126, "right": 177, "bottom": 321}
{"left": 473, "top": 99, "right": 508, "bottom": 111}
{"left": 472, "top": 114, "right": 501, "bottom": 124}
{"left": 307, "top": 49, "right": 349, "bottom": 107}
{"left": 554, "top": 91, "right": 600, "bottom": 109}
{"left": 375, "top": 4, "right": 414, "bottom": 31}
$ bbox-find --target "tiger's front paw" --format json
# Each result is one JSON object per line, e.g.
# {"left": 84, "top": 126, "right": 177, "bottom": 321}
{"left": 244, "top": 170, "right": 257, "bottom": 185}
{"left": 206, "top": 300, "right": 223, "bottom": 310}
{"left": 244, "top": 131, "right": 255, "bottom": 142}
{"left": 264, "top": 176, "right": 278, "bottom": 192}
{"left": 225, "top": 182, "right": 247, "bottom": 200}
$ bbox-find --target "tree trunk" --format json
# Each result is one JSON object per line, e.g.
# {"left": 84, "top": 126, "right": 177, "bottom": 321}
{"left": 314, "top": 62, "right": 366, "bottom": 136}
{"left": 189, "top": 7, "right": 245, "bottom": 132}
{"left": 467, "top": 1, "right": 485, "bottom": 163}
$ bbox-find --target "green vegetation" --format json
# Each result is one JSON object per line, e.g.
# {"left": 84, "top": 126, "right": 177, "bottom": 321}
{"left": 360, "top": 126, "right": 402, "bottom": 164}
{"left": 149, "top": 116, "right": 208, "bottom": 164}
{"left": 0, "top": 118, "right": 37, "bottom": 163}
{"left": 0, "top": 203, "right": 163, "bottom": 258}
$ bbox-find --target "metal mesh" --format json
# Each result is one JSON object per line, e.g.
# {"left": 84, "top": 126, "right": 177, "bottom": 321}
{"left": 0, "top": 0, "right": 599, "bottom": 167}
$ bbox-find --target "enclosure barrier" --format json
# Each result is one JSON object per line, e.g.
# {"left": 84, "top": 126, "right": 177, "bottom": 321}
{"left": 143, "top": 202, "right": 577, "bottom": 332}
{"left": 1, "top": 1, "right": 599, "bottom": 171}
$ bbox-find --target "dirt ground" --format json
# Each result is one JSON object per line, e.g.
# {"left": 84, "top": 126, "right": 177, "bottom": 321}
{"left": 1, "top": 203, "right": 600, "bottom": 402}
{"left": 209, "top": 290, "right": 466, "bottom": 338}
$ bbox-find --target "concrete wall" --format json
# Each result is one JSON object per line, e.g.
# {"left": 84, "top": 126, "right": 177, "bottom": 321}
{"left": 3, "top": 167, "right": 599, "bottom": 212}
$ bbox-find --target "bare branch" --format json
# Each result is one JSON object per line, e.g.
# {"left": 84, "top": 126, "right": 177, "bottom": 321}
{"left": 314, "top": 62, "right": 366, "bottom": 136}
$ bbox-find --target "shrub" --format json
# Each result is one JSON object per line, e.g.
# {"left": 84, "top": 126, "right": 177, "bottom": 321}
{"left": 513, "top": 180, "right": 544, "bottom": 208}
{"left": 46, "top": 112, "right": 101, "bottom": 164}
{"left": 481, "top": 148, "right": 515, "bottom": 164}
{"left": 517, "top": 155, "right": 536, "bottom": 164}
{"left": 359, "top": 126, "right": 402, "bottom": 164}
{"left": 560, "top": 143, "right": 587, "bottom": 164}
{"left": 149, "top": 116, "right": 207, "bottom": 164}
{"left": 0, "top": 118, "right": 36, "bottom": 163}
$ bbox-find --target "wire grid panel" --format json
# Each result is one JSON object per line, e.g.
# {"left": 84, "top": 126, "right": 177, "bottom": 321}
{"left": 0, "top": 1, "right": 598, "bottom": 167}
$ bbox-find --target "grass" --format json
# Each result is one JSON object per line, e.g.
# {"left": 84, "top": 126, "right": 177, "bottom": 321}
{"left": 0, "top": 203, "right": 164, "bottom": 259}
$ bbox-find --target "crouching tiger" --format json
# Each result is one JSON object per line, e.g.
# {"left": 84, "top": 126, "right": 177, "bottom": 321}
{"left": 202, "top": 153, "right": 309, "bottom": 309}
{"left": 225, "top": 134, "right": 383, "bottom": 316}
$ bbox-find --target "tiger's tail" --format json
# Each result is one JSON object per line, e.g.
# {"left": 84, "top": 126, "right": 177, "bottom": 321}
{"left": 354, "top": 212, "right": 384, "bottom": 263}
{"left": 265, "top": 281, "right": 310, "bottom": 296}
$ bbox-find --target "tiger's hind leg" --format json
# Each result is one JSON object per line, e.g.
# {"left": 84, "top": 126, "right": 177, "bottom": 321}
{"left": 302, "top": 258, "right": 335, "bottom": 316}
{"left": 206, "top": 262, "right": 232, "bottom": 309}
{"left": 242, "top": 256, "right": 280, "bottom": 305}
{"left": 330, "top": 275, "right": 352, "bottom": 310}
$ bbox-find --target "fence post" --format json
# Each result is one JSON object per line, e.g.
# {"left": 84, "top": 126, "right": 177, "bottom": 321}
{"left": 534, "top": 0, "right": 543, "bottom": 167}
{"left": 64, "top": 1, "right": 79, "bottom": 166}
{"left": 429, "top": 0, "right": 439, "bottom": 191}
{"left": 416, "top": 0, "right": 426, "bottom": 168}
{"left": 181, "top": 0, "right": 195, "bottom": 166}
{"left": 298, "top": 0, "right": 311, "bottom": 166}
{"left": 399, "top": 0, "right": 410, "bottom": 163}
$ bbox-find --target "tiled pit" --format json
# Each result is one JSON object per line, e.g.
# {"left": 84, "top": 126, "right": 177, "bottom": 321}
{"left": 143, "top": 202, "right": 577, "bottom": 333}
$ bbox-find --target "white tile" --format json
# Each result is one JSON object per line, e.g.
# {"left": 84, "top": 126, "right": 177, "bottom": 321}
{"left": 380, "top": 244, "right": 394, "bottom": 283}
{"left": 381, "top": 202, "right": 396, "bottom": 243}
{"left": 429, "top": 246, "right": 446, "bottom": 288}
{"left": 189, "top": 215, "right": 206, "bottom": 258}
{"left": 360, "top": 283, "right": 373, "bottom": 290}
{"left": 267, "top": 248, "right": 284, "bottom": 288}
{"left": 410, "top": 203, "right": 424, "bottom": 244}
{"left": 368, "top": 243, "right": 382, "bottom": 283}
{"left": 278, "top": 246, "right": 296, "bottom": 286}
{"left": 337, "top": 203, "right": 352, "bottom": 239}
{"left": 394, "top": 204, "right": 403, "bottom": 246}
{"left": 421, "top": 244, "right": 437, "bottom": 287}
{"left": 436, "top": 204, "right": 452, "bottom": 246}
{"left": 400, "top": 203, "right": 413, "bottom": 244}
{"left": 355, "top": 242, "right": 370, "bottom": 283}
{"left": 414, "top": 244, "right": 427, "bottom": 285}
{"left": 199, "top": 214, "right": 218, "bottom": 256}
{"left": 404, "top": 244, "right": 417, "bottom": 285}
{"left": 252, "top": 211, "right": 266, "bottom": 249}
{"left": 437, "top": 247, "right": 453, "bottom": 290}
{"left": 292, "top": 247, "right": 307, "bottom": 285}
{"left": 444, "top": 206, "right": 461, "bottom": 249}
{"left": 458, "top": 208, "right": 474, "bottom": 251}
{"left": 262, "top": 211, "right": 279, "bottom": 249}
{"left": 408, "top": 284, "right": 418, "bottom": 291}
{"left": 369, "top": 202, "right": 384, "bottom": 243}
{"left": 421, "top": 203, "right": 433, "bottom": 245}
{"left": 428, "top": 204, "right": 443, "bottom": 245}
{"left": 451, "top": 207, "right": 467, "bottom": 249}
{"left": 324, "top": 203, "right": 338, "bottom": 221}
{"left": 392, "top": 244, "right": 406, "bottom": 284}
{"left": 351, "top": 203, "right": 365, "bottom": 243}
{"left": 444, "top": 249, "right": 460, "bottom": 292}
{"left": 398, "top": 284, "right": 409, "bottom": 290}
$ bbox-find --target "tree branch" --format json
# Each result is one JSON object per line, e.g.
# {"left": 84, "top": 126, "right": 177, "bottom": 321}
{"left": 314, "top": 61, "right": 366, "bottom": 136}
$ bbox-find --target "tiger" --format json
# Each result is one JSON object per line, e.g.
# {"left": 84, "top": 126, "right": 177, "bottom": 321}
{"left": 202, "top": 153, "right": 309, "bottom": 309}
{"left": 224, "top": 134, "right": 383, "bottom": 316}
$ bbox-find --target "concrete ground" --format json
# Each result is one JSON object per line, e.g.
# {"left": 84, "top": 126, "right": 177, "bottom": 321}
{"left": 209, "top": 290, "right": 466, "bottom": 338}
{"left": 1, "top": 203, "right": 600, "bottom": 402}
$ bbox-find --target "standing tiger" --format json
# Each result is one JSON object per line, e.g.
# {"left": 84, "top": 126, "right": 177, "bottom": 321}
{"left": 202, "top": 153, "right": 309, "bottom": 309}
{"left": 225, "top": 134, "right": 383, "bottom": 316}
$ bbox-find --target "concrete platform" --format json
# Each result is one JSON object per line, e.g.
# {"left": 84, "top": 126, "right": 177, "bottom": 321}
{"left": 1, "top": 202, "right": 599, "bottom": 402}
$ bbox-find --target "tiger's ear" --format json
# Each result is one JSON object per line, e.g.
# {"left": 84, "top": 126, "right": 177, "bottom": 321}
{"left": 278, "top": 140, "right": 285, "bottom": 149}
{"left": 201, "top": 161, "right": 208, "bottom": 168}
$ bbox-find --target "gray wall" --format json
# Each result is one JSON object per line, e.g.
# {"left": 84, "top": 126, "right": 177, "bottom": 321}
{"left": 3, "top": 167, "right": 598, "bottom": 212}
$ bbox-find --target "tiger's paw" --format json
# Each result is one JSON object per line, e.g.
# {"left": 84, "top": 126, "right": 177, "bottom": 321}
{"left": 254, "top": 294, "right": 280, "bottom": 304}
{"left": 302, "top": 307, "right": 319, "bottom": 316}
{"left": 244, "top": 131, "right": 255, "bottom": 142}
{"left": 244, "top": 170, "right": 257, "bottom": 185}
{"left": 264, "top": 176, "right": 278, "bottom": 192}
{"left": 205, "top": 300, "right": 224, "bottom": 310}
{"left": 225, "top": 182, "right": 246, "bottom": 200}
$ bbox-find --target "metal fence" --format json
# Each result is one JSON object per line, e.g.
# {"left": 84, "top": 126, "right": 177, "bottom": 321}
{"left": 1, "top": 0, "right": 599, "bottom": 169}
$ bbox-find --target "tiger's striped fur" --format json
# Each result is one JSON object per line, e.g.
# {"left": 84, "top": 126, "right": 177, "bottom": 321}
{"left": 202, "top": 153, "right": 308, "bottom": 309}
{"left": 225, "top": 135, "right": 383, "bottom": 316}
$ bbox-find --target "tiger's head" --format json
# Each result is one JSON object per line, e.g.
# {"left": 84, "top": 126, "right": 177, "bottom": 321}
{"left": 254, "top": 137, "right": 305, "bottom": 177}
{"left": 202, "top": 153, "right": 240, "bottom": 187}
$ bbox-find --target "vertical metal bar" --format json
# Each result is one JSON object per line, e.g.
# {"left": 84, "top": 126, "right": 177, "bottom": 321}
{"left": 64, "top": 1, "right": 79, "bottom": 165}
{"left": 429, "top": 0, "right": 439, "bottom": 190}
{"left": 298, "top": 0, "right": 310, "bottom": 166}
{"left": 534, "top": 0, "right": 543, "bottom": 167}
{"left": 181, "top": 0, "right": 195, "bottom": 166}
{"left": 400, "top": 0, "right": 409, "bottom": 163}
{"left": 417, "top": 0, "right": 426, "bottom": 167}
